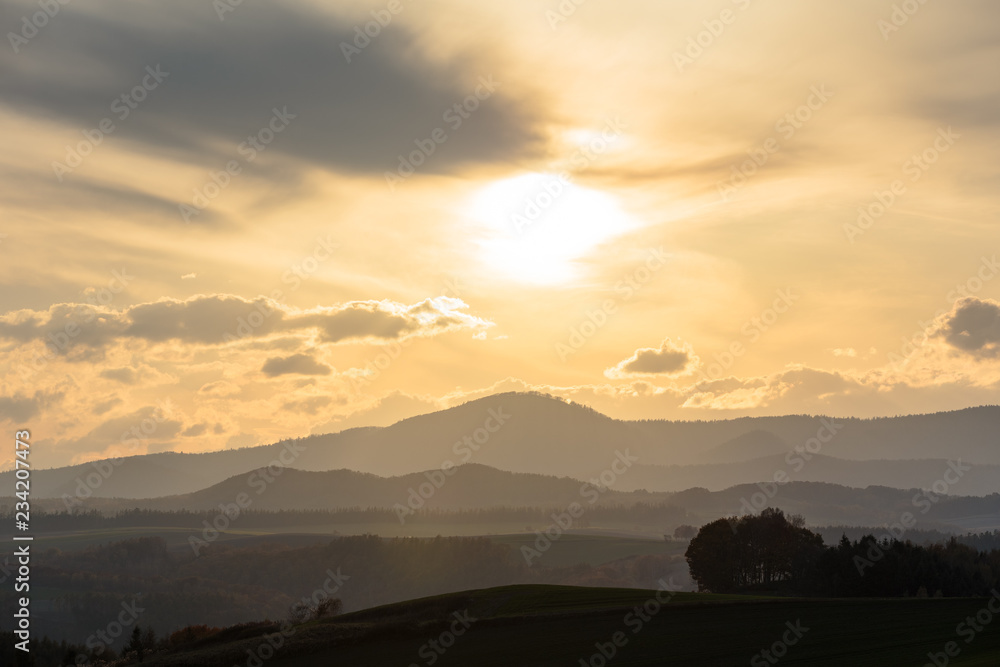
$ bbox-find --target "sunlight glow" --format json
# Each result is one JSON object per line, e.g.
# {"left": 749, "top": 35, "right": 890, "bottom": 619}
{"left": 469, "top": 173, "right": 641, "bottom": 285}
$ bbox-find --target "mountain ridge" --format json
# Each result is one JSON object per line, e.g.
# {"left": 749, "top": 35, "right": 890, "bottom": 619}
{"left": 4, "top": 392, "right": 999, "bottom": 499}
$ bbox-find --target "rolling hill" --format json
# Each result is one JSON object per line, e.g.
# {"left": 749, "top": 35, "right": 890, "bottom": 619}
{"left": 72, "top": 585, "right": 1000, "bottom": 667}
{"left": 5, "top": 392, "right": 999, "bottom": 500}
{"left": 12, "top": 464, "right": 1000, "bottom": 533}
{"left": 616, "top": 454, "right": 1000, "bottom": 495}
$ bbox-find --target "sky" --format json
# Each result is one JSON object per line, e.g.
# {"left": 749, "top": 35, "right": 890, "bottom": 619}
{"left": 1, "top": 0, "right": 999, "bottom": 469}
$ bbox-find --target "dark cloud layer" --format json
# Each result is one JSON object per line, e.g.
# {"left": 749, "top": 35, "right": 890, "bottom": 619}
{"left": 0, "top": 391, "right": 52, "bottom": 422}
{"left": 0, "top": 294, "right": 493, "bottom": 351}
{"left": 99, "top": 367, "right": 139, "bottom": 384}
{"left": 0, "top": 0, "right": 543, "bottom": 177}
{"left": 935, "top": 297, "right": 1000, "bottom": 358}
{"left": 606, "top": 338, "right": 696, "bottom": 378}
{"left": 261, "top": 353, "right": 331, "bottom": 377}
{"left": 0, "top": 390, "right": 66, "bottom": 424}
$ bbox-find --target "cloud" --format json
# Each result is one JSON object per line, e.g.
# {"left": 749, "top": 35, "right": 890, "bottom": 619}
{"left": 92, "top": 396, "right": 123, "bottom": 415}
{"left": 288, "top": 297, "right": 493, "bottom": 344}
{"left": 0, "top": 294, "right": 494, "bottom": 353}
{"left": 0, "top": 391, "right": 60, "bottom": 423}
{"left": 0, "top": 0, "right": 543, "bottom": 180}
{"left": 123, "top": 296, "right": 283, "bottom": 343}
{"left": 56, "top": 405, "right": 185, "bottom": 464}
{"left": 932, "top": 297, "right": 1000, "bottom": 359}
{"left": 0, "top": 174, "right": 230, "bottom": 229}
{"left": 198, "top": 381, "right": 242, "bottom": 397}
{"left": 181, "top": 423, "right": 208, "bottom": 437}
{"left": 261, "top": 353, "right": 331, "bottom": 377}
{"left": 679, "top": 366, "right": 875, "bottom": 412}
{"left": 281, "top": 395, "right": 332, "bottom": 415}
{"left": 605, "top": 338, "right": 698, "bottom": 378}
{"left": 100, "top": 367, "right": 139, "bottom": 384}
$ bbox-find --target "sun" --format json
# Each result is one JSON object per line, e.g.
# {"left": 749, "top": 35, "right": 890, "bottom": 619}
{"left": 468, "top": 172, "right": 640, "bottom": 285}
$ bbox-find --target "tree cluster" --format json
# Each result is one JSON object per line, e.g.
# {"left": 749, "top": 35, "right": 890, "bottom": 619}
{"left": 685, "top": 508, "right": 822, "bottom": 592}
{"left": 686, "top": 509, "right": 1000, "bottom": 597}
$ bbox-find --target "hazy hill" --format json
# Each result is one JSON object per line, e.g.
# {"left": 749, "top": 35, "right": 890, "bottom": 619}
{"left": 700, "top": 429, "right": 790, "bottom": 463}
{"left": 29, "top": 464, "right": 652, "bottom": 512}
{"left": 171, "top": 463, "right": 649, "bottom": 512}
{"left": 669, "top": 482, "right": 1000, "bottom": 530}
{"left": 5, "top": 392, "right": 999, "bottom": 499}
{"left": 615, "top": 455, "right": 1000, "bottom": 495}
{"left": 629, "top": 404, "right": 1000, "bottom": 464}
{"left": 11, "top": 464, "right": 999, "bottom": 534}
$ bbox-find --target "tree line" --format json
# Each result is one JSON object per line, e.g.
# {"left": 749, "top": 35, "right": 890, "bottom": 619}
{"left": 685, "top": 508, "right": 1000, "bottom": 597}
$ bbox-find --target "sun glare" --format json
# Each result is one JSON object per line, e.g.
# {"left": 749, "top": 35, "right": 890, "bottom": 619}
{"left": 469, "top": 173, "right": 640, "bottom": 285}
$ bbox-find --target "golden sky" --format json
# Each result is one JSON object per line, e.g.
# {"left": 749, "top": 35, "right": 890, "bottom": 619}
{"left": 2, "top": 0, "right": 999, "bottom": 468}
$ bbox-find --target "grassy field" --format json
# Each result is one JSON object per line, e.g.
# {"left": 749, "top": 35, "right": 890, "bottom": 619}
{"left": 138, "top": 584, "right": 1000, "bottom": 667}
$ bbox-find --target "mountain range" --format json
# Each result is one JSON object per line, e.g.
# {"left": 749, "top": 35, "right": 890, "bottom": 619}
{"left": 4, "top": 392, "right": 998, "bottom": 499}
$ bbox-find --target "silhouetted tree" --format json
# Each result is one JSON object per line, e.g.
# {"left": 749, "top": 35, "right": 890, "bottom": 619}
{"left": 685, "top": 508, "right": 822, "bottom": 593}
{"left": 313, "top": 598, "right": 343, "bottom": 619}
{"left": 673, "top": 525, "right": 698, "bottom": 540}
{"left": 126, "top": 626, "right": 145, "bottom": 662}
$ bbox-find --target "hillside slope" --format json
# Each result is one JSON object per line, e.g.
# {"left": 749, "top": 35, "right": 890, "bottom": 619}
{"left": 5, "top": 393, "right": 999, "bottom": 499}
{"left": 119, "top": 585, "right": 1000, "bottom": 667}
